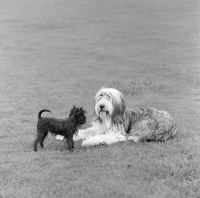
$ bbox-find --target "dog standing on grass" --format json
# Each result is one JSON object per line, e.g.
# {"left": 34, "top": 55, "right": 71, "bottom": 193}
{"left": 33, "top": 106, "right": 86, "bottom": 152}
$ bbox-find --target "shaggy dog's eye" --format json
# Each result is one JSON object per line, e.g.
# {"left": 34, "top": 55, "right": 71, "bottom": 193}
{"left": 96, "top": 94, "right": 103, "bottom": 102}
{"left": 96, "top": 97, "right": 101, "bottom": 102}
{"left": 106, "top": 94, "right": 112, "bottom": 100}
{"left": 96, "top": 93, "right": 112, "bottom": 101}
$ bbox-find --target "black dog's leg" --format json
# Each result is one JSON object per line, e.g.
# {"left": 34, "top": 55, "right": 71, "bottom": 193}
{"left": 39, "top": 131, "right": 48, "bottom": 149}
{"left": 66, "top": 135, "right": 74, "bottom": 152}
{"left": 33, "top": 133, "right": 42, "bottom": 151}
{"left": 33, "top": 131, "right": 47, "bottom": 151}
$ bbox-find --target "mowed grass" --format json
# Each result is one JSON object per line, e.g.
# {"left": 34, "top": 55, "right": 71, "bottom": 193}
{"left": 0, "top": 0, "right": 200, "bottom": 197}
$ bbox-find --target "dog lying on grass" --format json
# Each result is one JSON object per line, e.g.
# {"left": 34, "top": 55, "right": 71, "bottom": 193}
{"left": 33, "top": 106, "right": 86, "bottom": 152}
{"left": 75, "top": 87, "right": 177, "bottom": 146}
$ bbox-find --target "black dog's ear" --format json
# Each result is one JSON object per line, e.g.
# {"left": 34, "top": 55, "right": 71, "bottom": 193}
{"left": 69, "top": 105, "right": 78, "bottom": 117}
{"left": 81, "top": 107, "right": 86, "bottom": 114}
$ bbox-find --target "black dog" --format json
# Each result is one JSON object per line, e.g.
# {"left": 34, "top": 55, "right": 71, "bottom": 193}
{"left": 33, "top": 106, "right": 86, "bottom": 152}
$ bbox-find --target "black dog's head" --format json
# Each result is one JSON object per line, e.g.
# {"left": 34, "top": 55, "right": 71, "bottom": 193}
{"left": 69, "top": 105, "right": 86, "bottom": 126}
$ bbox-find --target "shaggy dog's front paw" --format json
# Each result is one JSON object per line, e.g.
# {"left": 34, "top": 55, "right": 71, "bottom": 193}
{"left": 116, "top": 134, "right": 126, "bottom": 142}
{"left": 55, "top": 135, "right": 65, "bottom": 141}
{"left": 82, "top": 138, "right": 101, "bottom": 147}
{"left": 128, "top": 136, "right": 139, "bottom": 142}
{"left": 81, "top": 134, "right": 126, "bottom": 147}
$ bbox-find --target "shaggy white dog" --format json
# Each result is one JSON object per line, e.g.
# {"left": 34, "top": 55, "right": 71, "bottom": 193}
{"left": 75, "top": 87, "right": 177, "bottom": 147}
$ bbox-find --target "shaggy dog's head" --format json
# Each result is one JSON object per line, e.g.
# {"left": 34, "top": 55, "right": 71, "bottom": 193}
{"left": 94, "top": 88, "right": 126, "bottom": 125}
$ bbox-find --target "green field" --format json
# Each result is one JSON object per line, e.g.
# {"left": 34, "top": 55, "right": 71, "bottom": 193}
{"left": 0, "top": 0, "right": 200, "bottom": 197}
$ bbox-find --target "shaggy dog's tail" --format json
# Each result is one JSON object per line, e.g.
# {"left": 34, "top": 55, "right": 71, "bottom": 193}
{"left": 38, "top": 109, "right": 52, "bottom": 119}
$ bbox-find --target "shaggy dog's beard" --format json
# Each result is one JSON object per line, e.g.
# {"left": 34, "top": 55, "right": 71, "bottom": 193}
{"left": 94, "top": 97, "right": 114, "bottom": 130}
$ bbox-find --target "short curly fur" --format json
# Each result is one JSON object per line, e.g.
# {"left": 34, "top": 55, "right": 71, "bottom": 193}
{"left": 33, "top": 106, "right": 86, "bottom": 151}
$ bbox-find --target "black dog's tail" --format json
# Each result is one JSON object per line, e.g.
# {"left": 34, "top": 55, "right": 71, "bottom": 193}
{"left": 38, "top": 109, "right": 52, "bottom": 119}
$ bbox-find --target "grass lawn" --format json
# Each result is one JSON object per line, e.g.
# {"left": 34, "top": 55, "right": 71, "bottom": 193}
{"left": 0, "top": 0, "right": 200, "bottom": 197}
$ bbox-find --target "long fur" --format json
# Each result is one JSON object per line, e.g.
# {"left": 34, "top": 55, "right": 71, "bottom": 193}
{"left": 75, "top": 88, "right": 177, "bottom": 146}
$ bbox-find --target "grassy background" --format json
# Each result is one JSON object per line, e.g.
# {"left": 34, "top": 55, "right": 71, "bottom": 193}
{"left": 0, "top": 0, "right": 200, "bottom": 197}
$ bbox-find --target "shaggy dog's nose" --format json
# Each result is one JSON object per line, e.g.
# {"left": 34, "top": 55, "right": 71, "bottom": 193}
{"left": 100, "top": 105, "right": 105, "bottom": 110}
